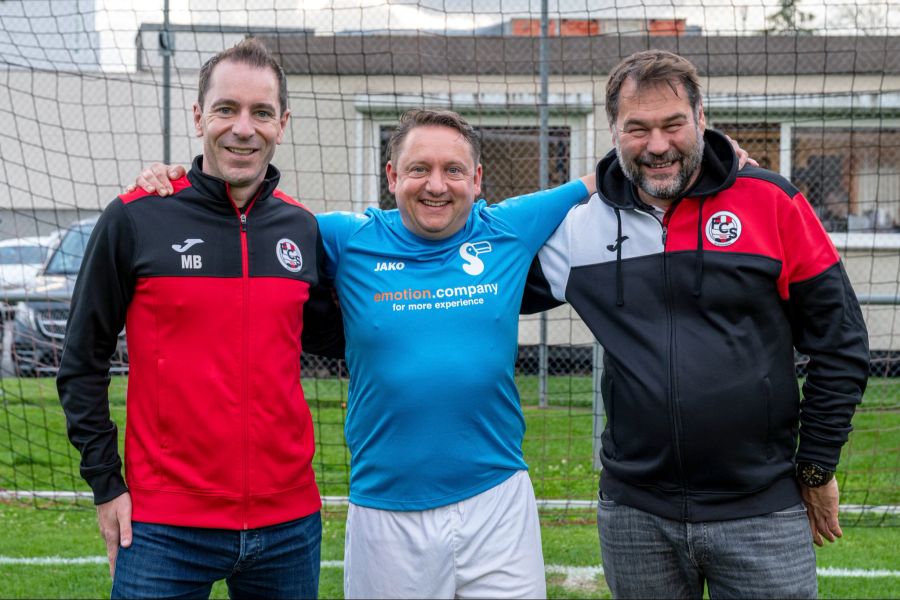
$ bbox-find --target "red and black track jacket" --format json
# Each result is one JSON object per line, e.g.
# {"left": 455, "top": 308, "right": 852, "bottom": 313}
{"left": 524, "top": 130, "right": 869, "bottom": 522}
{"left": 58, "top": 157, "right": 344, "bottom": 530}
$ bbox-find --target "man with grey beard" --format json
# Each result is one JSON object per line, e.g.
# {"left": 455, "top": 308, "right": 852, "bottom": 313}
{"left": 524, "top": 50, "right": 869, "bottom": 599}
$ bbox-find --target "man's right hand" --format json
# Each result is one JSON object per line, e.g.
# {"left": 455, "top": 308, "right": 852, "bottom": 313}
{"left": 126, "top": 163, "right": 186, "bottom": 196}
{"left": 96, "top": 492, "right": 133, "bottom": 579}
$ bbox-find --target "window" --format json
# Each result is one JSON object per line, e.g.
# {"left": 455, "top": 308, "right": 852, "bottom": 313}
{"left": 714, "top": 123, "right": 781, "bottom": 172}
{"left": 45, "top": 221, "right": 94, "bottom": 276}
{"left": 793, "top": 127, "right": 900, "bottom": 232}
{"left": 714, "top": 123, "right": 900, "bottom": 233}
{"left": 0, "top": 245, "right": 45, "bottom": 265}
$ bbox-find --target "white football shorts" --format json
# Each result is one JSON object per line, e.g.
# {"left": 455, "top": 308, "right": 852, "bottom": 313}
{"left": 344, "top": 469, "right": 546, "bottom": 599}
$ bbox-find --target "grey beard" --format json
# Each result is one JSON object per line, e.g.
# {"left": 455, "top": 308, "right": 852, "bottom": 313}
{"left": 617, "top": 133, "right": 705, "bottom": 201}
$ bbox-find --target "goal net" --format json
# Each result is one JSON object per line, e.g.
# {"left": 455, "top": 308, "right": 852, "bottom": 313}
{"left": 0, "top": 0, "right": 897, "bottom": 524}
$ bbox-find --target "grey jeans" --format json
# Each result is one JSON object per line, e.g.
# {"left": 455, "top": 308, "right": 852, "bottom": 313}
{"left": 598, "top": 497, "right": 817, "bottom": 599}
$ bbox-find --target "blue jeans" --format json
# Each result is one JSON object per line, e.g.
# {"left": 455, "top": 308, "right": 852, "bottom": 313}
{"left": 598, "top": 497, "right": 817, "bottom": 599}
{"left": 111, "top": 512, "right": 321, "bottom": 599}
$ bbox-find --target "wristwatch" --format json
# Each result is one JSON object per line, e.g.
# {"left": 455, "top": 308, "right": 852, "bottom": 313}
{"left": 796, "top": 462, "right": 834, "bottom": 487}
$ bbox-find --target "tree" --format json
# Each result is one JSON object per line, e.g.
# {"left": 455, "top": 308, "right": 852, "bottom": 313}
{"left": 765, "top": 0, "right": 816, "bottom": 33}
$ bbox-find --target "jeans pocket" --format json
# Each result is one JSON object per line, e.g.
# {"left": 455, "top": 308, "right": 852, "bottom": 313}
{"left": 598, "top": 492, "right": 618, "bottom": 510}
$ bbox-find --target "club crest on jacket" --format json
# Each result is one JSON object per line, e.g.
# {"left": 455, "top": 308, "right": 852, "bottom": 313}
{"left": 705, "top": 211, "right": 742, "bottom": 247}
{"left": 276, "top": 238, "right": 303, "bottom": 272}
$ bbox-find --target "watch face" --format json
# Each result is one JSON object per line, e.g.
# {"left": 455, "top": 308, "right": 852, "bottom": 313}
{"left": 798, "top": 463, "right": 832, "bottom": 487}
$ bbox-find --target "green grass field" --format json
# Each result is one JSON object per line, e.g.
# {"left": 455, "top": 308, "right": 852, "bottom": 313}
{"left": 0, "top": 503, "right": 897, "bottom": 599}
{"left": 0, "top": 375, "right": 898, "bottom": 598}
{"left": 2, "top": 375, "right": 897, "bottom": 506}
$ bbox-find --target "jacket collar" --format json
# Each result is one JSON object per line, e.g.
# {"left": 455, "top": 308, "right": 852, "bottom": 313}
{"left": 186, "top": 155, "right": 282, "bottom": 213}
{"left": 595, "top": 128, "right": 738, "bottom": 210}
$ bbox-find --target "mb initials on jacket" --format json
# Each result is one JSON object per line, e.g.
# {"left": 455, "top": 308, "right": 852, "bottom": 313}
{"left": 181, "top": 254, "right": 202, "bottom": 269}
{"left": 173, "top": 238, "right": 204, "bottom": 269}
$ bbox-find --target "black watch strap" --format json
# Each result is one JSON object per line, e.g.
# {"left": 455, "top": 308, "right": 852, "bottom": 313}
{"left": 796, "top": 462, "right": 834, "bottom": 487}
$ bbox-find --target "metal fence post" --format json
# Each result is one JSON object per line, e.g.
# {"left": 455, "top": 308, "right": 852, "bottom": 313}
{"left": 537, "top": 0, "right": 550, "bottom": 409}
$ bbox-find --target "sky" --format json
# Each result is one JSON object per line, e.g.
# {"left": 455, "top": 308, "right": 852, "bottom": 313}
{"left": 166, "top": 0, "right": 900, "bottom": 36}
{"left": 1, "top": 0, "right": 898, "bottom": 71}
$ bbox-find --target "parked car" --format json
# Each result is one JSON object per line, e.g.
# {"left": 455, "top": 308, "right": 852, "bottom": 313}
{"left": 10, "top": 217, "right": 127, "bottom": 376}
{"left": 0, "top": 235, "right": 57, "bottom": 292}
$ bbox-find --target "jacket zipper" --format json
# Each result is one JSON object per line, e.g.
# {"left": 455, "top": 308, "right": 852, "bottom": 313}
{"left": 660, "top": 203, "right": 689, "bottom": 520}
{"left": 227, "top": 185, "right": 260, "bottom": 531}
{"left": 240, "top": 211, "right": 250, "bottom": 529}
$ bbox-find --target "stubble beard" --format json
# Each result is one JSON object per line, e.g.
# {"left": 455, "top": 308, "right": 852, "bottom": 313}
{"left": 617, "top": 128, "right": 705, "bottom": 201}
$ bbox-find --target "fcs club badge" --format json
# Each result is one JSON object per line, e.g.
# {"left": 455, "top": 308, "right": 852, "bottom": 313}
{"left": 276, "top": 238, "right": 303, "bottom": 272}
{"left": 705, "top": 211, "right": 742, "bottom": 247}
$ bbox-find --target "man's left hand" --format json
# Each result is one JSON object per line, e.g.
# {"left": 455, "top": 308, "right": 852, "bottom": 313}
{"left": 800, "top": 478, "right": 842, "bottom": 547}
{"left": 724, "top": 134, "right": 759, "bottom": 170}
{"left": 126, "top": 163, "right": 186, "bottom": 196}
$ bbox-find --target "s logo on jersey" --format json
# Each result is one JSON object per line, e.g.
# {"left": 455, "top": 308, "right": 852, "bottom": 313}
{"left": 459, "top": 241, "right": 493, "bottom": 276}
{"left": 276, "top": 238, "right": 303, "bottom": 272}
{"left": 705, "top": 211, "right": 742, "bottom": 247}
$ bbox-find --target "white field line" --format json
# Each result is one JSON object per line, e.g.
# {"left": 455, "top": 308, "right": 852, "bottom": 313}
{"left": 1, "top": 492, "right": 899, "bottom": 516}
{"left": 0, "top": 557, "right": 897, "bottom": 579}
{"left": 545, "top": 565, "right": 900, "bottom": 581}
{"left": 0, "top": 557, "right": 346, "bottom": 568}
{"left": 818, "top": 567, "right": 900, "bottom": 578}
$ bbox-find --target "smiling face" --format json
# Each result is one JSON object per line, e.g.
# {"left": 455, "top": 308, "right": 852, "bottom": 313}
{"left": 193, "top": 59, "right": 289, "bottom": 206}
{"left": 386, "top": 124, "right": 483, "bottom": 240}
{"left": 612, "top": 77, "right": 705, "bottom": 208}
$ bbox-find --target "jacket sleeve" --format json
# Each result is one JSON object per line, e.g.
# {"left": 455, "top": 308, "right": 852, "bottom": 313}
{"left": 781, "top": 195, "right": 869, "bottom": 471}
{"left": 521, "top": 255, "right": 565, "bottom": 314}
{"left": 300, "top": 231, "right": 345, "bottom": 359}
{"left": 56, "top": 199, "right": 137, "bottom": 505}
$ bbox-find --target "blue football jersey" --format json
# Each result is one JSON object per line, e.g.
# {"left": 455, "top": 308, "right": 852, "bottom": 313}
{"left": 317, "top": 180, "right": 588, "bottom": 510}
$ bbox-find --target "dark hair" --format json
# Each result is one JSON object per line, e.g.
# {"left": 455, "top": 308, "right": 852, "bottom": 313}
{"left": 605, "top": 50, "right": 702, "bottom": 127}
{"left": 197, "top": 37, "right": 288, "bottom": 115}
{"left": 388, "top": 109, "right": 481, "bottom": 165}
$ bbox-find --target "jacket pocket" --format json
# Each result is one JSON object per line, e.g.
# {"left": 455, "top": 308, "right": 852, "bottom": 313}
{"left": 762, "top": 376, "right": 774, "bottom": 460}
{"left": 600, "top": 372, "right": 617, "bottom": 460}
{"left": 680, "top": 374, "right": 776, "bottom": 491}
{"left": 157, "top": 358, "right": 240, "bottom": 493}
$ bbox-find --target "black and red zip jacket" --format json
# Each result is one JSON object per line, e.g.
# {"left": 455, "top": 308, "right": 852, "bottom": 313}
{"left": 57, "top": 157, "right": 344, "bottom": 530}
{"left": 523, "top": 130, "right": 869, "bottom": 522}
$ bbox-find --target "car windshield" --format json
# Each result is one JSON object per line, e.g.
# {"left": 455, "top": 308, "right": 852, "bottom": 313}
{"left": 0, "top": 245, "right": 46, "bottom": 265}
{"left": 44, "top": 224, "right": 93, "bottom": 275}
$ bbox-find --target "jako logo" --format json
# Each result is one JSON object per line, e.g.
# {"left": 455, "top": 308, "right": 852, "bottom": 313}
{"left": 374, "top": 261, "right": 405, "bottom": 272}
{"left": 459, "top": 241, "right": 493, "bottom": 276}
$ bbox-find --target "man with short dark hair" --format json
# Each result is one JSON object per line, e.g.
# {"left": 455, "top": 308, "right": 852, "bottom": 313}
{"left": 319, "top": 108, "right": 595, "bottom": 598}
{"left": 58, "top": 38, "right": 342, "bottom": 598}
{"left": 525, "top": 49, "right": 869, "bottom": 598}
